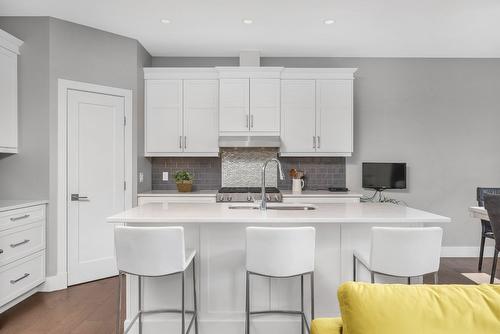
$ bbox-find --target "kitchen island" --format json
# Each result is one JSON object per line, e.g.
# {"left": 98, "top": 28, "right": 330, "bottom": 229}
{"left": 108, "top": 202, "right": 450, "bottom": 334}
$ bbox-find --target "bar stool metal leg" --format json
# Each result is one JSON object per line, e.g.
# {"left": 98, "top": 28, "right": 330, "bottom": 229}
{"left": 310, "top": 272, "right": 314, "bottom": 321}
{"left": 245, "top": 271, "right": 250, "bottom": 334}
{"left": 433, "top": 272, "right": 439, "bottom": 284}
{"left": 116, "top": 272, "right": 123, "bottom": 334}
{"left": 370, "top": 272, "right": 375, "bottom": 283}
{"left": 193, "top": 260, "right": 199, "bottom": 334}
{"left": 300, "top": 275, "right": 304, "bottom": 334}
{"left": 491, "top": 249, "right": 499, "bottom": 284}
{"left": 181, "top": 272, "right": 185, "bottom": 334}
{"left": 353, "top": 255, "right": 357, "bottom": 282}
{"left": 407, "top": 277, "right": 411, "bottom": 285}
{"left": 138, "top": 276, "right": 143, "bottom": 334}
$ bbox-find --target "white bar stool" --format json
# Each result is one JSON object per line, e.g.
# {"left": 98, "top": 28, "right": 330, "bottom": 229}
{"left": 245, "top": 227, "right": 316, "bottom": 334}
{"left": 353, "top": 227, "right": 443, "bottom": 284}
{"left": 114, "top": 226, "right": 198, "bottom": 334}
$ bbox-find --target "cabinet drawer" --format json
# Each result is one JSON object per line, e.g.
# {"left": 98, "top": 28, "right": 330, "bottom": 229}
{"left": 138, "top": 196, "right": 216, "bottom": 205}
{"left": 0, "top": 222, "right": 45, "bottom": 266}
{"left": 0, "top": 205, "right": 45, "bottom": 231}
{"left": 0, "top": 251, "right": 45, "bottom": 307}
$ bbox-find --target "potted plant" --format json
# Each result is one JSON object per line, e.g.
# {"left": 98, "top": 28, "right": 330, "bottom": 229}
{"left": 174, "top": 170, "right": 194, "bottom": 192}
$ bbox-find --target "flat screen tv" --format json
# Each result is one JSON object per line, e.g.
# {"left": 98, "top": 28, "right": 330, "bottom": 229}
{"left": 362, "top": 163, "right": 407, "bottom": 190}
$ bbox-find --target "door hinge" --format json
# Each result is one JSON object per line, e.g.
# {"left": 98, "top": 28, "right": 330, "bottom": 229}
{"left": 124, "top": 116, "right": 127, "bottom": 126}
{"left": 124, "top": 181, "right": 127, "bottom": 190}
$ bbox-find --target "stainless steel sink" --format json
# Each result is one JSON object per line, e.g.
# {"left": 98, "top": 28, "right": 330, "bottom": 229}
{"left": 228, "top": 204, "right": 316, "bottom": 211}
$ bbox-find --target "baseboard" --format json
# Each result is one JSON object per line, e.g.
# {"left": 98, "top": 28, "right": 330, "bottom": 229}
{"left": 39, "top": 271, "right": 67, "bottom": 292}
{"left": 441, "top": 246, "right": 495, "bottom": 258}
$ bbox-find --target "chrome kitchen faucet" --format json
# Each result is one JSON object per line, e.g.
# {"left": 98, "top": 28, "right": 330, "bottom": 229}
{"left": 260, "top": 158, "right": 284, "bottom": 210}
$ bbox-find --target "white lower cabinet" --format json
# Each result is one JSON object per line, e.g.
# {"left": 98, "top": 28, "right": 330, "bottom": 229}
{"left": 0, "top": 203, "right": 46, "bottom": 313}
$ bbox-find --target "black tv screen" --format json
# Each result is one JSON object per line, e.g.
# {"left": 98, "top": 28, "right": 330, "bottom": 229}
{"left": 362, "top": 163, "right": 407, "bottom": 190}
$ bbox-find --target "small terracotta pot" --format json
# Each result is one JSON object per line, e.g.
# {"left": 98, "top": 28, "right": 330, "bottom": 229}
{"left": 176, "top": 181, "right": 193, "bottom": 192}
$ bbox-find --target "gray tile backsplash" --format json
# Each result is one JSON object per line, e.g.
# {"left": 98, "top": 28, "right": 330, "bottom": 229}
{"left": 151, "top": 153, "right": 345, "bottom": 191}
{"left": 152, "top": 157, "right": 221, "bottom": 190}
{"left": 278, "top": 157, "right": 346, "bottom": 190}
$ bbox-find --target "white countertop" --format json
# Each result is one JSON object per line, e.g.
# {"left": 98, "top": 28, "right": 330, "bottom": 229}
{"left": 138, "top": 190, "right": 362, "bottom": 198}
{"left": 108, "top": 202, "right": 450, "bottom": 224}
{"left": 0, "top": 200, "right": 48, "bottom": 212}
{"left": 280, "top": 190, "right": 362, "bottom": 198}
{"left": 138, "top": 190, "right": 218, "bottom": 197}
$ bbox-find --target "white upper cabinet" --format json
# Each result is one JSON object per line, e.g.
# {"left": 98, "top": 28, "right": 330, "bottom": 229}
{"left": 145, "top": 80, "right": 183, "bottom": 155}
{"left": 219, "top": 79, "right": 249, "bottom": 133}
{"left": 280, "top": 68, "right": 356, "bottom": 157}
{"left": 0, "top": 29, "right": 23, "bottom": 154}
{"left": 280, "top": 80, "right": 316, "bottom": 154}
{"left": 183, "top": 80, "right": 219, "bottom": 154}
{"left": 217, "top": 67, "right": 282, "bottom": 136}
{"left": 144, "top": 68, "right": 220, "bottom": 157}
{"left": 316, "top": 80, "right": 353, "bottom": 155}
{"left": 250, "top": 79, "right": 280, "bottom": 133}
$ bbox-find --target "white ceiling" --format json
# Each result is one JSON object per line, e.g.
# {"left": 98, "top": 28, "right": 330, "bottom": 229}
{"left": 1, "top": 0, "right": 500, "bottom": 57}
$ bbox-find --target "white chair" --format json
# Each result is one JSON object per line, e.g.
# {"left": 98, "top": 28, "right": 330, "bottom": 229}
{"left": 114, "top": 226, "right": 198, "bottom": 334}
{"left": 245, "top": 227, "right": 316, "bottom": 334}
{"left": 353, "top": 227, "right": 443, "bottom": 284}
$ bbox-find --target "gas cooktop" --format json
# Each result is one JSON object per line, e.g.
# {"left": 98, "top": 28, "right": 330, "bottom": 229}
{"left": 217, "top": 187, "right": 282, "bottom": 202}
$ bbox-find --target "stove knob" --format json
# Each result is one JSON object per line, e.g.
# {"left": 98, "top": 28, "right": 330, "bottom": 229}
{"left": 274, "top": 194, "right": 279, "bottom": 201}
{"left": 227, "top": 196, "right": 232, "bottom": 202}
{"left": 247, "top": 195, "right": 252, "bottom": 201}
{"left": 266, "top": 194, "right": 271, "bottom": 201}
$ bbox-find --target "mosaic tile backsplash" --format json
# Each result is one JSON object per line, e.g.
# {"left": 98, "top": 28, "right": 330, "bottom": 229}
{"left": 151, "top": 152, "right": 345, "bottom": 191}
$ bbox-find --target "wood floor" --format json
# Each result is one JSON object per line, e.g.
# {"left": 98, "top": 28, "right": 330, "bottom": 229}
{"left": 0, "top": 257, "right": 497, "bottom": 334}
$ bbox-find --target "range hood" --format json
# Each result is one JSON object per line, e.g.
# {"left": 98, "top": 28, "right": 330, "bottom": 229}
{"left": 218, "top": 136, "right": 281, "bottom": 148}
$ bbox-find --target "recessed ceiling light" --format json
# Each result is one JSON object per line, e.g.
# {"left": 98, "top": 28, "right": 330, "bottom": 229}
{"left": 242, "top": 19, "right": 253, "bottom": 25}
{"left": 160, "top": 19, "right": 171, "bottom": 24}
{"left": 324, "top": 19, "right": 335, "bottom": 25}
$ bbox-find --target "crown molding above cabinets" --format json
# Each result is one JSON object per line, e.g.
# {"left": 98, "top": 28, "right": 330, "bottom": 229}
{"left": 143, "top": 67, "right": 357, "bottom": 157}
{"left": 0, "top": 29, "right": 23, "bottom": 154}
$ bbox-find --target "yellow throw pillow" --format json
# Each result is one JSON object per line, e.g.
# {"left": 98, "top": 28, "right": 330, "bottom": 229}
{"left": 338, "top": 282, "right": 500, "bottom": 334}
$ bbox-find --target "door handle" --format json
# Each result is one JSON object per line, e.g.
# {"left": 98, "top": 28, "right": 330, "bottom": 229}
{"left": 313, "top": 136, "right": 316, "bottom": 149}
{"left": 184, "top": 136, "right": 187, "bottom": 149}
{"left": 250, "top": 115, "right": 254, "bottom": 128}
{"left": 317, "top": 136, "right": 321, "bottom": 149}
{"left": 179, "top": 136, "right": 182, "bottom": 149}
{"left": 71, "top": 194, "right": 89, "bottom": 201}
{"left": 246, "top": 115, "right": 249, "bottom": 129}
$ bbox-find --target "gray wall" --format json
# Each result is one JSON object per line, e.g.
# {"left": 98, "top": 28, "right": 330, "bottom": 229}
{"left": 137, "top": 44, "right": 152, "bottom": 194}
{"left": 0, "top": 17, "right": 152, "bottom": 277}
{"left": 0, "top": 17, "right": 50, "bottom": 200}
{"left": 154, "top": 56, "right": 500, "bottom": 248}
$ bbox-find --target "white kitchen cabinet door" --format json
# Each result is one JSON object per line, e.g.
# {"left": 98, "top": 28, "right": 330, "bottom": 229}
{"left": 280, "top": 80, "right": 316, "bottom": 154}
{"left": 183, "top": 80, "right": 219, "bottom": 154}
{"left": 249, "top": 79, "right": 280, "bottom": 133}
{"left": 316, "top": 80, "right": 353, "bottom": 155}
{"left": 219, "top": 79, "right": 250, "bottom": 133}
{"left": 145, "top": 80, "right": 183, "bottom": 155}
{"left": 0, "top": 47, "right": 18, "bottom": 153}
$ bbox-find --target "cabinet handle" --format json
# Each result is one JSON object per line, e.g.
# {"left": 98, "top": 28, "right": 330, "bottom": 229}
{"left": 10, "top": 239, "right": 30, "bottom": 248}
{"left": 179, "top": 136, "right": 182, "bottom": 149}
{"left": 250, "top": 115, "right": 254, "bottom": 128}
{"left": 0, "top": 249, "right": 3, "bottom": 254}
{"left": 317, "top": 136, "right": 321, "bottom": 149}
{"left": 246, "top": 115, "right": 249, "bottom": 129}
{"left": 184, "top": 136, "right": 187, "bottom": 149}
{"left": 10, "top": 273, "right": 30, "bottom": 284}
{"left": 313, "top": 136, "right": 316, "bottom": 149}
{"left": 10, "top": 214, "right": 30, "bottom": 222}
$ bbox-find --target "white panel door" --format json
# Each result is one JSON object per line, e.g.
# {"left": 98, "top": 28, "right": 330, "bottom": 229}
{"left": 67, "top": 90, "right": 125, "bottom": 286}
{"left": 250, "top": 78, "right": 280, "bottom": 133}
{"left": 0, "top": 47, "right": 18, "bottom": 152}
{"left": 145, "top": 80, "right": 183, "bottom": 154}
{"left": 219, "top": 79, "right": 249, "bottom": 133}
{"left": 316, "top": 80, "right": 353, "bottom": 154}
{"left": 280, "top": 80, "right": 316, "bottom": 153}
{"left": 183, "top": 80, "right": 219, "bottom": 153}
